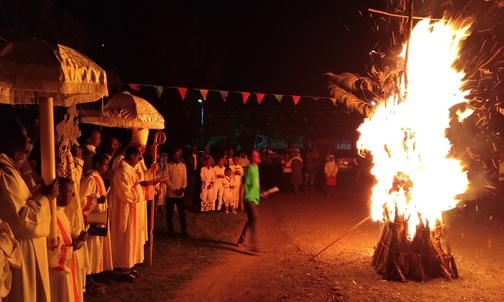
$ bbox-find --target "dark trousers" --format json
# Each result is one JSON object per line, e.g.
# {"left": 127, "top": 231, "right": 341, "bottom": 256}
{"left": 239, "top": 201, "right": 261, "bottom": 247}
{"left": 165, "top": 197, "right": 187, "bottom": 234}
{"left": 186, "top": 174, "right": 199, "bottom": 211}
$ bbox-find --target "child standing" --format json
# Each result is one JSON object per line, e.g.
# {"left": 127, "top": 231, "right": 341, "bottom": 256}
{"left": 49, "top": 177, "right": 88, "bottom": 302}
{"left": 200, "top": 157, "right": 216, "bottom": 212}
{"left": 222, "top": 168, "right": 236, "bottom": 214}
{"left": 324, "top": 154, "right": 338, "bottom": 198}
{"left": 229, "top": 156, "right": 243, "bottom": 213}
{"left": 80, "top": 153, "right": 113, "bottom": 293}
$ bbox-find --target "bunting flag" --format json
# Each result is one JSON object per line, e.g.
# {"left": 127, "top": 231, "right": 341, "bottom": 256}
{"left": 129, "top": 83, "right": 140, "bottom": 91}
{"left": 219, "top": 90, "right": 229, "bottom": 102}
{"left": 124, "top": 83, "right": 341, "bottom": 106}
{"left": 256, "top": 93, "right": 265, "bottom": 104}
{"left": 200, "top": 89, "right": 209, "bottom": 101}
{"left": 155, "top": 86, "right": 164, "bottom": 98}
{"left": 241, "top": 92, "right": 250, "bottom": 104}
{"left": 292, "top": 95, "right": 301, "bottom": 106}
{"left": 177, "top": 87, "right": 187, "bottom": 100}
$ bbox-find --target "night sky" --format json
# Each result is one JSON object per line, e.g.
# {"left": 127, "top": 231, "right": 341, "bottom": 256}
{"left": 0, "top": 0, "right": 393, "bottom": 97}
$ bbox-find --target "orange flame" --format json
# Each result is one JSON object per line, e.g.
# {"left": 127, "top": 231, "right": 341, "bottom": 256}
{"left": 359, "top": 19, "right": 472, "bottom": 239}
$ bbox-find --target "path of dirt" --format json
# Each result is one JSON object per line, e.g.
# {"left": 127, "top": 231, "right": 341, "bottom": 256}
{"left": 86, "top": 177, "right": 504, "bottom": 301}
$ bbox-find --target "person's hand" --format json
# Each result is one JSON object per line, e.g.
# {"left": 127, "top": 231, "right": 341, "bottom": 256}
{"left": 97, "top": 196, "right": 106, "bottom": 204}
{"left": 136, "top": 170, "right": 142, "bottom": 179}
{"left": 42, "top": 179, "right": 59, "bottom": 201}
{"left": 206, "top": 184, "right": 212, "bottom": 190}
{"left": 77, "top": 230, "right": 88, "bottom": 242}
{"left": 139, "top": 181, "right": 149, "bottom": 187}
{"left": 261, "top": 192, "right": 268, "bottom": 198}
{"left": 234, "top": 171, "right": 241, "bottom": 175}
{"left": 73, "top": 230, "right": 88, "bottom": 250}
{"left": 230, "top": 185, "right": 235, "bottom": 189}
{"left": 218, "top": 174, "right": 224, "bottom": 178}
{"left": 150, "top": 162, "right": 158, "bottom": 173}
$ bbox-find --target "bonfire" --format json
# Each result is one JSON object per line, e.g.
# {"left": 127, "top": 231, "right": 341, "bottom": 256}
{"left": 329, "top": 17, "right": 474, "bottom": 282}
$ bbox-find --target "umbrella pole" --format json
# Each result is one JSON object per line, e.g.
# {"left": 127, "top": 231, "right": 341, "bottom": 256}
{"left": 39, "top": 97, "right": 58, "bottom": 249}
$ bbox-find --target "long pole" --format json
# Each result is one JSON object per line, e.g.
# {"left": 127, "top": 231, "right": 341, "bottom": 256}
{"left": 39, "top": 97, "right": 58, "bottom": 249}
{"left": 310, "top": 215, "right": 371, "bottom": 260}
{"left": 149, "top": 131, "right": 166, "bottom": 266}
{"left": 403, "top": 0, "right": 414, "bottom": 101}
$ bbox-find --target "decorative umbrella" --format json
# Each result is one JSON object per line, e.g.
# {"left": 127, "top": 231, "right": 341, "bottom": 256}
{"left": 0, "top": 38, "right": 108, "bottom": 247}
{"left": 79, "top": 91, "right": 165, "bottom": 266}
{"left": 79, "top": 91, "right": 165, "bottom": 129}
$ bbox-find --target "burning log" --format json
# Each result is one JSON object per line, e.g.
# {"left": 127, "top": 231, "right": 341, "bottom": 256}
{"left": 372, "top": 178, "right": 458, "bottom": 282}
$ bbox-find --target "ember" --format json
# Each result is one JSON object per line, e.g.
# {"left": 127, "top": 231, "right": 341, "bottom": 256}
{"left": 358, "top": 19, "right": 473, "bottom": 282}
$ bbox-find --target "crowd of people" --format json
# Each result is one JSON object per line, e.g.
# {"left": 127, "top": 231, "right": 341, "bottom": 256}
{"left": 0, "top": 116, "right": 270, "bottom": 301}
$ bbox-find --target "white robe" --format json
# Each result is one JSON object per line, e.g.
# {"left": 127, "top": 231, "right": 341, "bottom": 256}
{"left": 109, "top": 160, "right": 144, "bottom": 269}
{"left": 64, "top": 156, "right": 87, "bottom": 298}
{"left": 0, "top": 153, "right": 51, "bottom": 302}
{"left": 80, "top": 171, "right": 113, "bottom": 274}
{"left": 0, "top": 220, "right": 21, "bottom": 301}
{"left": 48, "top": 207, "right": 80, "bottom": 302}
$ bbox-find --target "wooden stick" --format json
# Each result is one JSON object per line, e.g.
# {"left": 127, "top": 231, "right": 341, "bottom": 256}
{"left": 367, "top": 8, "right": 442, "bottom": 21}
{"left": 311, "top": 215, "right": 371, "bottom": 260}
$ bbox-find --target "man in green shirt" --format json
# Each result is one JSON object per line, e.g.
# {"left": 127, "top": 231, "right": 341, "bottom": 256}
{"left": 236, "top": 150, "right": 268, "bottom": 252}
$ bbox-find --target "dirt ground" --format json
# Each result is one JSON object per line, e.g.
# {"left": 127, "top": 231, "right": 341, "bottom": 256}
{"left": 86, "top": 175, "right": 504, "bottom": 302}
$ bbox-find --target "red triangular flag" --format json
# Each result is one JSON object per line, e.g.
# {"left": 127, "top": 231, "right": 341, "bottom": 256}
{"left": 219, "top": 91, "right": 229, "bottom": 102}
{"left": 129, "top": 83, "right": 140, "bottom": 91}
{"left": 292, "top": 95, "right": 301, "bottom": 106}
{"left": 200, "top": 89, "right": 209, "bottom": 101}
{"left": 177, "top": 87, "right": 187, "bottom": 100}
{"left": 256, "top": 93, "right": 265, "bottom": 104}
{"left": 242, "top": 92, "right": 250, "bottom": 104}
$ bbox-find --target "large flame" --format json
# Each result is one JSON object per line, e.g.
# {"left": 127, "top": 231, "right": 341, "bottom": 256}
{"left": 358, "top": 19, "right": 472, "bottom": 239}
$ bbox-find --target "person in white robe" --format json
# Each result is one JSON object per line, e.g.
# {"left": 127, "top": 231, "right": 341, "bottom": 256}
{"left": 80, "top": 153, "right": 113, "bottom": 291}
{"left": 229, "top": 156, "right": 244, "bottom": 212}
{"left": 82, "top": 130, "right": 101, "bottom": 173}
{"left": 49, "top": 177, "right": 88, "bottom": 302}
{"left": 109, "top": 147, "right": 149, "bottom": 281}
{"left": 0, "top": 117, "right": 58, "bottom": 302}
{"left": 213, "top": 158, "right": 226, "bottom": 211}
{"left": 222, "top": 168, "right": 239, "bottom": 214}
{"left": 200, "top": 157, "right": 216, "bottom": 212}
{"left": 0, "top": 219, "right": 22, "bottom": 301}
{"left": 111, "top": 129, "right": 157, "bottom": 265}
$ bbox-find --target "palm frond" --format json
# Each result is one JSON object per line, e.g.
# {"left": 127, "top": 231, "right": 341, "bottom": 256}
{"left": 328, "top": 84, "right": 372, "bottom": 116}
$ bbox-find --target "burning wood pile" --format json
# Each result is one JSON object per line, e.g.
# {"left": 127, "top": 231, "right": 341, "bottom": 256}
{"left": 371, "top": 173, "right": 458, "bottom": 282}
{"left": 329, "top": 17, "right": 474, "bottom": 282}
{"left": 362, "top": 19, "right": 472, "bottom": 282}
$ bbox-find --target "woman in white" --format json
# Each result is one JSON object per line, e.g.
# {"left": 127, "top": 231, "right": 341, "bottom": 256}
{"left": 324, "top": 154, "right": 339, "bottom": 198}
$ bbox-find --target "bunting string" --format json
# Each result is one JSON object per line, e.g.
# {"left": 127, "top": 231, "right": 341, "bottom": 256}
{"left": 127, "top": 83, "right": 340, "bottom": 106}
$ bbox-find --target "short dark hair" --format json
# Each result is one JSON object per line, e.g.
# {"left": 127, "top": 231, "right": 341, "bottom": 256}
{"left": 124, "top": 146, "right": 140, "bottom": 159}
{"left": 57, "top": 177, "right": 73, "bottom": 187}
{"left": 225, "top": 167, "right": 232, "bottom": 173}
{"left": 0, "top": 117, "right": 26, "bottom": 154}
{"left": 92, "top": 152, "right": 109, "bottom": 166}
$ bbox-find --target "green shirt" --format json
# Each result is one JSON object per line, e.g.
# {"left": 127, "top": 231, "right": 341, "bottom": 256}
{"left": 244, "top": 164, "right": 260, "bottom": 205}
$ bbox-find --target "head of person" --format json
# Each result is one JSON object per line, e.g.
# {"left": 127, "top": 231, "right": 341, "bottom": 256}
{"left": 293, "top": 149, "right": 300, "bottom": 157}
{"left": 240, "top": 151, "right": 247, "bottom": 159}
{"left": 203, "top": 146, "right": 210, "bottom": 155}
{"left": 328, "top": 154, "right": 335, "bottom": 162}
{"left": 87, "top": 130, "right": 101, "bottom": 148}
{"left": 103, "top": 137, "right": 120, "bottom": 155}
{"left": 124, "top": 146, "right": 142, "bottom": 166}
{"left": 233, "top": 155, "right": 240, "bottom": 165}
{"left": 228, "top": 149, "right": 234, "bottom": 157}
{"left": 218, "top": 157, "right": 225, "bottom": 167}
{"left": 57, "top": 177, "right": 74, "bottom": 207}
{"left": 173, "top": 149, "right": 182, "bottom": 163}
{"left": 191, "top": 144, "right": 198, "bottom": 153}
{"left": 130, "top": 128, "right": 148, "bottom": 155}
{"left": 0, "top": 117, "right": 31, "bottom": 161}
{"left": 205, "top": 157, "right": 212, "bottom": 168}
{"left": 71, "top": 144, "right": 83, "bottom": 160}
{"left": 284, "top": 153, "right": 290, "bottom": 160}
{"left": 225, "top": 167, "right": 232, "bottom": 177}
{"left": 223, "top": 150, "right": 228, "bottom": 156}
{"left": 92, "top": 152, "right": 110, "bottom": 174}
{"left": 250, "top": 150, "right": 261, "bottom": 165}
{"left": 161, "top": 153, "right": 169, "bottom": 163}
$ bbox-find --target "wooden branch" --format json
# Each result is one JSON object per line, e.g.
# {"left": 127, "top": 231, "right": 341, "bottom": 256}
{"left": 368, "top": 8, "right": 442, "bottom": 21}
